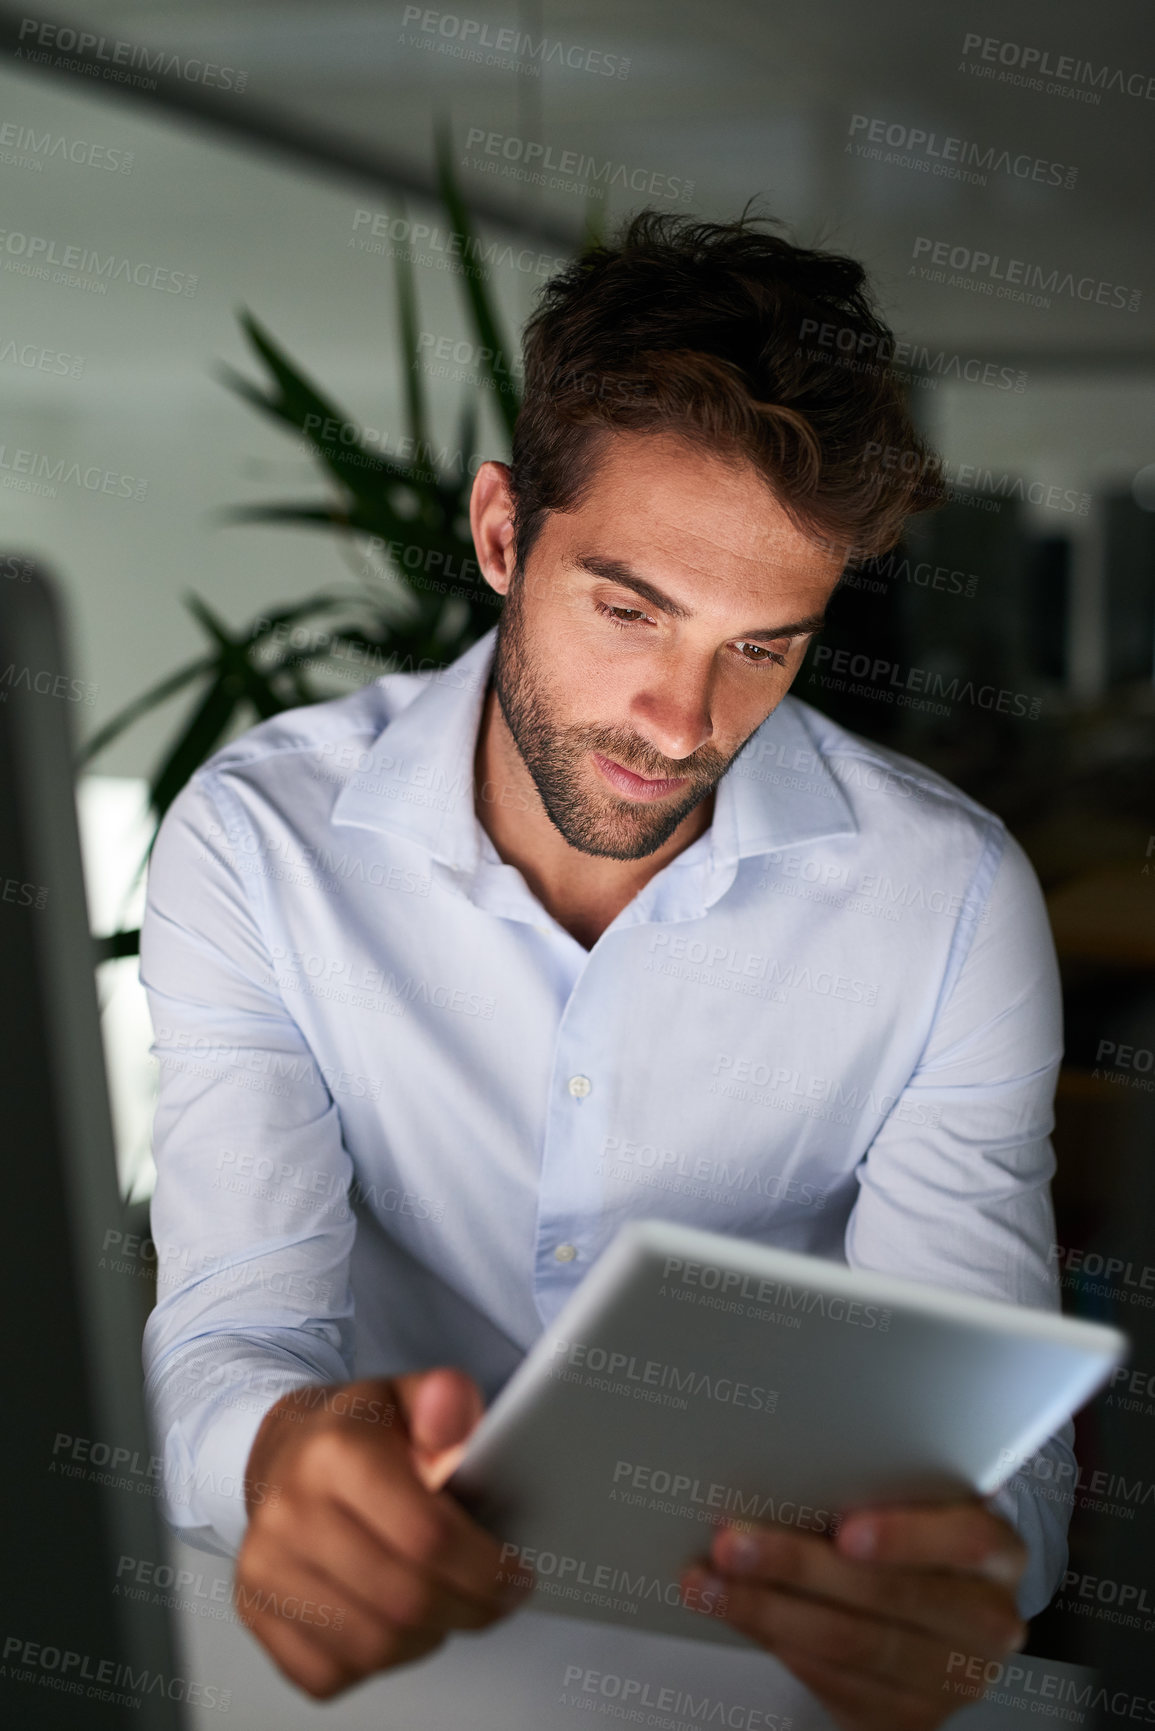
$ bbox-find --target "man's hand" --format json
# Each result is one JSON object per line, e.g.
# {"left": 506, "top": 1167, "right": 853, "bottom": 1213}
{"left": 681, "top": 1500, "right": 1028, "bottom": 1731}
{"left": 235, "top": 1370, "right": 533, "bottom": 1699}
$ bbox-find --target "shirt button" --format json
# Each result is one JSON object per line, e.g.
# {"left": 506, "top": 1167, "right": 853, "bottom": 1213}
{"left": 554, "top": 1243, "right": 577, "bottom": 1263}
{"left": 567, "top": 1075, "right": 592, "bottom": 1098}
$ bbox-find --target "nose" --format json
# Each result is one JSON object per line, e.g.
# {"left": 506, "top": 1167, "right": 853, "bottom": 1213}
{"left": 629, "top": 657, "right": 715, "bottom": 763}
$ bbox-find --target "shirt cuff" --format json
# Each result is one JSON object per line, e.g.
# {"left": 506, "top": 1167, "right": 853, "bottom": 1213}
{"left": 987, "top": 1449, "right": 1073, "bottom": 1620}
{"left": 149, "top": 1337, "right": 340, "bottom": 1555}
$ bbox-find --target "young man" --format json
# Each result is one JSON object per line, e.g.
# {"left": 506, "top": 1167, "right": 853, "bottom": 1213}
{"left": 141, "top": 213, "right": 1072, "bottom": 1730}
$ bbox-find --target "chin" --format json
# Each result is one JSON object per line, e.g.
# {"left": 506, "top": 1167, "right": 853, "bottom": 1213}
{"left": 549, "top": 790, "right": 697, "bottom": 861}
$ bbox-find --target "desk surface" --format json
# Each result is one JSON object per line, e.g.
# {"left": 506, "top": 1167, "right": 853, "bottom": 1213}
{"left": 167, "top": 1535, "right": 1098, "bottom": 1731}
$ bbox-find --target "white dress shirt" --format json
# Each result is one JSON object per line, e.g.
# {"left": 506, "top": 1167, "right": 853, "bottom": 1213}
{"left": 140, "top": 624, "right": 1074, "bottom": 1626}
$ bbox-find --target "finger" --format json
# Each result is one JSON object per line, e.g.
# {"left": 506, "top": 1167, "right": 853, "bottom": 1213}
{"left": 421, "top": 1438, "right": 469, "bottom": 1493}
{"left": 304, "top": 1424, "right": 529, "bottom": 1610}
{"left": 260, "top": 1569, "right": 447, "bottom": 1680}
{"left": 682, "top": 1567, "right": 961, "bottom": 1696}
{"left": 243, "top": 1603, "right": 359, "bottom": 1701}
{"left": 836, "top": 1502, "right": 1027, "bottom": 1586}
{"left": 774, "top": 1645, "right": 952, "bottom": 1731}
{"left": 235, "top": 1542, "right": 453, "bottom": 1690}
{"left": 393, "top": 1368, "right": 484, "bottom": 1457}
{"left": 247, "top": 1590, "right": 443, "bottom": 1699}
{"left": 291, "top": 1499, "right": 513, "bottom": 1635}
{"left": 710, "top": 1524, "right": 1024, "bottom": 1657}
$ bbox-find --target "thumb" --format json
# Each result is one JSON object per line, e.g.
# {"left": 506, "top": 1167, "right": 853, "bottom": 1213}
{"left": 392, "top": 1368, "right": 484, "bottom": 1477}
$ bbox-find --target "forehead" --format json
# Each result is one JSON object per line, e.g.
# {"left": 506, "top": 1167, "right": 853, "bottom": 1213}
{"left": 546, "top": 430, "right": 845, "bottom": 599}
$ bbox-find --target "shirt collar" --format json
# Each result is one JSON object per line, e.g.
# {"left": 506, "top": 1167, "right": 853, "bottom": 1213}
{"left": 330, "top": 627, "right": 857, "bottom": 874}
{"left": 331, "top": 628, "right": 495, "bottom": 871}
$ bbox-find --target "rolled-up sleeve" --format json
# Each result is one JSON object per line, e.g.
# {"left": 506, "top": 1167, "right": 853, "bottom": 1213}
{"left": 844, "top": 825, "right": 1075, "bottom": 1618}
{"left": 140, "top": 767, "right": 356, "bottom": 1555}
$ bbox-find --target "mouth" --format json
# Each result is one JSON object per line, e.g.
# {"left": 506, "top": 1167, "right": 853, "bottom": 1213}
{"left": 592, "top": 751, "right": 689, "bottom": 803}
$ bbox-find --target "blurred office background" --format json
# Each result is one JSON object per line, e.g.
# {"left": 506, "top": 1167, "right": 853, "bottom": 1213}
{"left": 2, "top": 0, "right": 1152, "bottom": 1721}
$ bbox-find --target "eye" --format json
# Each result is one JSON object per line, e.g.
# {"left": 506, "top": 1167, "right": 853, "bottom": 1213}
{"left": 595, "top": 600, "right": 653, "bottom": 629}
{"left": 734, "top": 640, "right": 790, "bottom": 668}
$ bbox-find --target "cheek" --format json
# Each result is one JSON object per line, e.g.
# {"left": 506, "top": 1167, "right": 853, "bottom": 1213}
{"left": 714, "top": 660, "right": 788, "bottom": 739}
{"left": 560, "top": 627, "right": 642, "bottom": 714}
{"left": 528, "top": 626, "right": 629, "bottom": 726}
{"left": 581, "top": 661, "right": 641, "bottom": 724}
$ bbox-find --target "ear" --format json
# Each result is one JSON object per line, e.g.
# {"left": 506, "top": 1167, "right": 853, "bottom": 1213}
{"left": 469, "top": 461, "right": 518, "bottom": 599}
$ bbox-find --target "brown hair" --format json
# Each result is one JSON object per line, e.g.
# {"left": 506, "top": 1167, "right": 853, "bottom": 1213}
{"left": 508, "top": 209, "right": 945, "bottom": 572}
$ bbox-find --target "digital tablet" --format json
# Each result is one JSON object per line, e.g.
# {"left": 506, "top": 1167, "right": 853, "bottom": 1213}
{"left": 446, "top": 1220, "right": 1128, "bottom": 1647}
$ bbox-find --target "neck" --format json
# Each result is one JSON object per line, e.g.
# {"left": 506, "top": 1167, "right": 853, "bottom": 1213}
{"left": 472, "top": 682, "right": 713, "bottom": 949}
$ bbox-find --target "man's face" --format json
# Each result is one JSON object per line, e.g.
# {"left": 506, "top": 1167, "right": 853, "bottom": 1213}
{"left": 488, "top": 430, "right": 846, "bottom": 860}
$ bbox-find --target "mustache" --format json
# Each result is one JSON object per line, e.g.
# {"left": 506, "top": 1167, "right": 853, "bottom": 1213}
{"left": 578, "top": 726, "right": 729, "bottom": 784}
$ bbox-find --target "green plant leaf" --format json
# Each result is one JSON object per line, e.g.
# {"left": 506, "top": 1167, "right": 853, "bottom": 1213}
{"left": 218, "top": 502, "right": 351, "bottom": 529}
{"left": 93, "top": 928, "right": 141, "bottom": 963}
{"left": 75, "top": 654, "right": 216, "bottom": 767}
{"left": 220, "top": 323, "right": 422, "bottom": 499}
{"left": 233, "top": 312, "right": 444, "bottom": 514}
{"left": 395, "top": 229, "right": 431, "bottom": 459}
{"left": 241, "top": 591, "right": 352, "bottom": 644}
{"left": 147, "top": 671, "right": 250, "bottom": 824}
{"left": 582, "top": 189, "right": 608, "bottom": 251}
{"left": 434, "top": 124, "right": 521, "bottom": 444}
{"left": 457, "top": 392, "right": 478, "bottom": 479}
{"left": 99, "top": 127, "right": 520, "bottom": 888}
{"left": 183, "top": 594, "right": 295, "bottom": 722}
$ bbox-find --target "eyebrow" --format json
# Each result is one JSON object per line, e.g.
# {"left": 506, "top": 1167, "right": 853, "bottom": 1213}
{"left": 574, "top": 553, "right": 826, "bottom": 642}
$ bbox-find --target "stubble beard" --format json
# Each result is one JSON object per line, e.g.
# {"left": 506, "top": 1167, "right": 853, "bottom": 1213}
{"left": 490, "top": 574, "right": 741, "bottom": 861}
